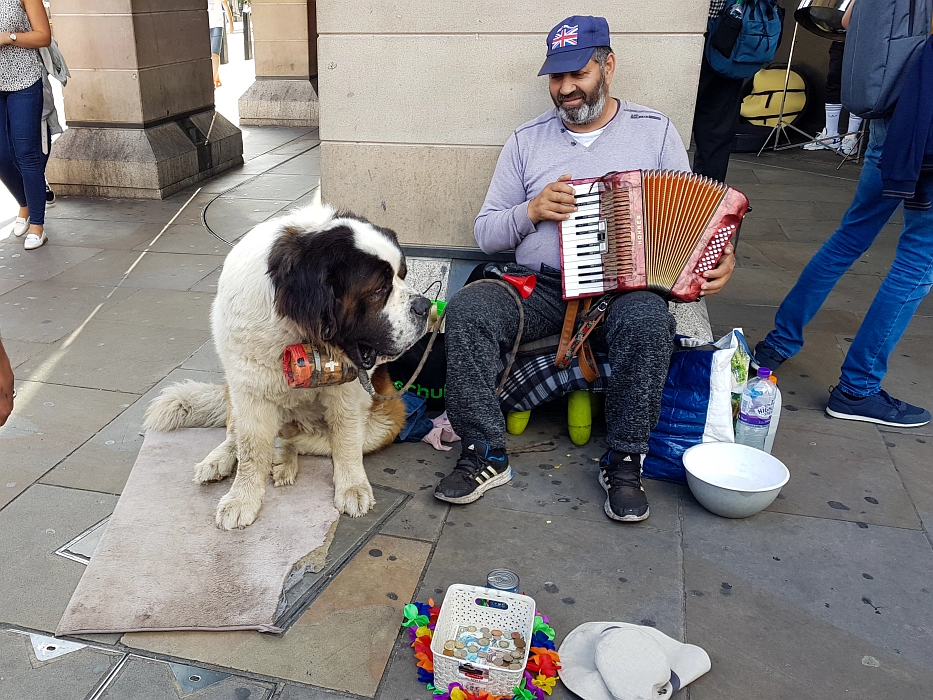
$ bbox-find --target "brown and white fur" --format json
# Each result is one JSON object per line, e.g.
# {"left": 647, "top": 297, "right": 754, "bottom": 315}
{"left": 143, "top": 204, "right": 429, "bottom": 530}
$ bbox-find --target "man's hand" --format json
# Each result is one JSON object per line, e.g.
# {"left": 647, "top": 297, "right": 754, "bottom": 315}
{"left": 0, "top": 340, "right": 13, "bottom": 427}
{"left": 528, "top": 173, "right": 577, "bottom": 225}
{"left": 699, "top": 244, "right": 735, "bottom": 297}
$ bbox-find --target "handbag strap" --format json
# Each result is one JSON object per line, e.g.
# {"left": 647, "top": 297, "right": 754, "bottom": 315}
{"left": 555, "top": 295, "right": 614, "bottom": 373}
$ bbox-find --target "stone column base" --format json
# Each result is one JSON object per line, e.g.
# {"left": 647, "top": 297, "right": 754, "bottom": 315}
{"left": 238, "top": 79, "right": 319, "bottom": 127}
{"left": 47, "top": 110, "right": 243, "bottom": 200}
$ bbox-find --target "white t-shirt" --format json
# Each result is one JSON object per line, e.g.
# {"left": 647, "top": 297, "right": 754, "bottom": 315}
{"left": 208, "top": 0, "right": 225, "bottom": 29}
{"left": 569, "top": 124, "right": 608, "bottom": 149}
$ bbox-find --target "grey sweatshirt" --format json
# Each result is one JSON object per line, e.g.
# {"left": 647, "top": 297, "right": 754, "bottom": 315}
{"left": 474, "top": 100, "right": 692, "bottom": 271}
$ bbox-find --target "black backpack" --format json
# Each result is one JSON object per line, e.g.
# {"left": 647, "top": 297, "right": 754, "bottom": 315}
{"left": 842, "top": 0, "right": 933, "bottom": 118}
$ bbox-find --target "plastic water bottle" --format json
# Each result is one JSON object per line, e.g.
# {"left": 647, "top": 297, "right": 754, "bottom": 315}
{"left": 728, "top": 1, "right": 744, "bottom": 19}
{"left": 735, "top": 367, "right": 777, "bottom": 451}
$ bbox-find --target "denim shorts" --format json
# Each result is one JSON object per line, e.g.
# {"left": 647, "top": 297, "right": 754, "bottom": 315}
{"left": 210, "top": 26, "right": 223, "bottom": 55}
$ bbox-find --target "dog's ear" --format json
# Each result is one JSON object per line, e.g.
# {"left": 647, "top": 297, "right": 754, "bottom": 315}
{"left": 267, "top": 229, "right": 337, "bottom": 344}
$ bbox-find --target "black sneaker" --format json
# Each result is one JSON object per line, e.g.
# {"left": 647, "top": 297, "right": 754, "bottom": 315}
{"left": 45, "top": 182, "right": 55, "bottom": 208}
{"left": 434, "top": 440, "right": 511, "bottom": 504}
{"left": 599, "top": 451, "right": 649, "bottom": 522}
{"left": 754, "top": 340, "right": 786, "bottom": 372}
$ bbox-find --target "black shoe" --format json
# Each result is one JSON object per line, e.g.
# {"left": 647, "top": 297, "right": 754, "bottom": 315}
{"left": 753, "top": 340, "right": 785, "bottom": 372}
{"left": 599, "top": 451, "right": 649, "bottom": 522}
{"left": 434, "top": 440, "right": 511, "bottom": 504}
{"left": 45, "top": 182, "right": 55, "bottom": 208}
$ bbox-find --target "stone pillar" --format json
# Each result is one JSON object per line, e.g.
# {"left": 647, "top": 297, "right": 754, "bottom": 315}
{"left": 318, "top": 2, "right": 709, "bottom": 249}
{"left": 46, "top": 0, "right": 243, "bottom": 200}
{"left": 238, "top": 0, "right": 318, "bottom": 126}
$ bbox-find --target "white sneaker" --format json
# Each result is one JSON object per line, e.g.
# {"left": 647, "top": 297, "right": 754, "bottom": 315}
{"left": 12, "top": 216, "right": 28, "bottom": 236}
{"left": 802, "top": 129, "right": 840, "bottom": 151}
{"left": 24, "top": 231, "right": 47, "bottom": 250}
{"left": 840, "top": 135, "right": 858, "bottom": 156}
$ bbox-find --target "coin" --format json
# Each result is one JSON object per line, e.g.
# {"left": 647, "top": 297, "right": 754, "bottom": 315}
{"left": 467, "top": 625, "right": 477, "bottom": 632}
{"left": 478, "top": 651, "right": 487, "bottom": 659}
{"left": 455, "top": 641, "right": 466, "bottom": 649}
{"left": 443, "top": 649, "right": 454, "bottom": 657}
{"left": 502, "top": 653, "right": 513, "bottom": 662}
{"left": 515, "top": 639, "right": 526, "bottom": 648}
{"left": 480, "top": 627, "right": 490, "bottom": 635}
{"left": 444, "top": 641, "right": 456, "bottom": 651}
{"left": 468, "top": 645, "right": 479, "bottom": 653}
{"left": 499, "top": 640, "right": 509, "bottom": 648}
{"left": 509, "top": 662, "right": 522, "bottom": 670}
{"left": 478, "top": 638, "right": 490, "bottom": 646}
{"left": 491, "top": 629, "right": 502, "bottom": 637}
{"left": 511, "top": 632, "right": 521, "bottom": 639}
{"left": 492, "top": 658, "right": 503, "bottom": 667}
{"left": 456, "top": 649, "right": 467, "bottom": 659}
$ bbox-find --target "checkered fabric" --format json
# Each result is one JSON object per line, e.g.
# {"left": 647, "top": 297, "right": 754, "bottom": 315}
{"left": 709, "top": 0, "right": 727, "bottom": 18}
{"left": 498, "top": 349, "right": 611, "bottom": 414}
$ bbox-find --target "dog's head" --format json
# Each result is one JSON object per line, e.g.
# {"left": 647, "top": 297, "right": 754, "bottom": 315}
{"left": 267, "top": 208, "right": 430, "bottom": 370}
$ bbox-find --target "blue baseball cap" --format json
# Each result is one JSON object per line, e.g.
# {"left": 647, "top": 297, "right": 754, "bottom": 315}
{"left": 538, "top": 16, "right": 611, "bottom": 76}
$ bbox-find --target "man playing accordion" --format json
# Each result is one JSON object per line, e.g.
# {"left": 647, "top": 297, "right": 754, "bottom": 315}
{"left": 433, "top": 15, "right": 736, "bottom": 523}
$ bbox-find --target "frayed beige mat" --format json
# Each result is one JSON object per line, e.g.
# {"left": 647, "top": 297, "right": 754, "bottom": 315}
{"left": 58, "top": 428, "right": 339, "bottom": 636}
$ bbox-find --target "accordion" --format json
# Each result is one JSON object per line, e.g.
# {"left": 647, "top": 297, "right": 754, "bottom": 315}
{"left": 558, "top": 170, "right": 750, "bottom": 302}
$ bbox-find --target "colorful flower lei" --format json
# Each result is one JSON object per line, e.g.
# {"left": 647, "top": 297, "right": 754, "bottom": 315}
{"left": 401, "top": 601, "right": 561, "bottom": 700}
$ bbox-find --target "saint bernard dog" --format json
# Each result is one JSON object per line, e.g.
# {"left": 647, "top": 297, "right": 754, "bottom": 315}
{"left": 143, "top": 204, "right": 430, "bottom": 530}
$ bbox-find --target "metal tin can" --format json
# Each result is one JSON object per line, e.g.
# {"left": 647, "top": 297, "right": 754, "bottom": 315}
{"left": 486, "top": 569, "right": 520, "bottom": 593}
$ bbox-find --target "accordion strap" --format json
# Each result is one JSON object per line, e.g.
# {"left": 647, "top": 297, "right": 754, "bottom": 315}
{"left": 556, "top": 295, "right": 614, "bottom": 381}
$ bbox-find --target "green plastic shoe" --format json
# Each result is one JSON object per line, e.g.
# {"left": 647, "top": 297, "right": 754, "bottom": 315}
{"left": 506, "top": 410, "right": 531, "bottom": 435}
{"left": 568, "top": 390, "right": 592, "bottom": 446}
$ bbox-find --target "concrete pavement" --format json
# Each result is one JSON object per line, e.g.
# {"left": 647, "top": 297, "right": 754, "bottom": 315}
{"left": 1, "top": 130, "right": 931, "bottom": 700}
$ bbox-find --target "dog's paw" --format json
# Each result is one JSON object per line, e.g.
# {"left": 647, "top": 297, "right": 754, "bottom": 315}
{"left": 215, "top": 491, "right": 262, "bottom": 530}
{"left": 272, "top": 446, "right": 299, "bottom": 487}
{"left": 194, "top": 444, "right": 237, "bottom": 483}
{"left": 334, "top": 482, "right": 376, "bottom": 518}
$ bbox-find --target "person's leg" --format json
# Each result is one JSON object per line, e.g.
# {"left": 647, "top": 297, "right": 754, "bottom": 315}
{"left": 691, "top": 54, "right": 746, "bottom": 182}
{"left": 5, "top": 80, "right": 47, "bottom": 246}
{"left": 210, "top": 27, "right": 223, "bottom": 86}
{"left": 830, "top": 201, "right": 933, "bottom": 409}
{"left": 594, "top": 291, "right": 675, "bottom": 522}
{"left": 0, "top": 91, "right": 29, "bottom": 222}
{"left": 760, "top": 121, "right": 901, "bottom": 364}
{"left": 436, "top": 267, "right": 565, "bottom": 503}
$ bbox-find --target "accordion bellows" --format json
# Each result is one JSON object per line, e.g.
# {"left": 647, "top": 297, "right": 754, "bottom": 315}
{"left": 558, "top": 170, "right": 750, "bottom": 302}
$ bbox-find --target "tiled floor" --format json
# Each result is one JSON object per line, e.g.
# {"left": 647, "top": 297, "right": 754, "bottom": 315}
{"left": 1, "top": 131, "right": 931, "bottom": 699}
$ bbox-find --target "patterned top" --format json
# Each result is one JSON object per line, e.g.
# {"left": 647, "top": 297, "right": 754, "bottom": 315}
{"left": 709, "top": 0, "right": 727, "bottom": 18}
{"left": 0, "top": 0, "right": 41, "bottom": 92}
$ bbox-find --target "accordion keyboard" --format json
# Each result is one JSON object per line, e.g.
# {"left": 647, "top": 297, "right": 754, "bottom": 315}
{"left": 560, "top": 183, "right": 611, "bottom": 298}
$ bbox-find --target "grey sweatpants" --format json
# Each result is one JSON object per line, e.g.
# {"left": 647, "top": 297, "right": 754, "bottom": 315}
{"left": 445, "top": 265, "right": 675, "bottom": 455}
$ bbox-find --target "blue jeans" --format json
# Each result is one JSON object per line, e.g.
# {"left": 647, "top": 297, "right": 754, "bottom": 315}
{"left": 765, "top": 120, "right": 933, "bottom": 397}
{"left": 0, "top": 78, "right": 48, "bottom": 226}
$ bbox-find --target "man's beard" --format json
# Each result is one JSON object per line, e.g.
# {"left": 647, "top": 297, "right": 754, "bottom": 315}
{"left": 555, "top": 70, "right": 607, "bottom": 126}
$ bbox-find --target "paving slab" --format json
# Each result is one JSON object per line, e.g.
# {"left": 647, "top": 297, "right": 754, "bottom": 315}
{"left": 744, "top": 199, "right": 851, "bottom": 222}
{"left": 236, "top": 153, "right": 296, "bottom": 175}
{"left": 683, "top": 508, "right": 933, "bottom": 697}
{"left": 190, "top": 267, "right": 222, "bottom": 293}
{"left": 98, "top": 656, "right": 275, "bottom": 700}
{"left": 0, "top": 484, "right": 118, "bottom": 632}
{"left": 0, "top": 243, "right": 100, "bottom": 283}
{"left": 282, "top": 684, "right": 365, "bottom": 700}
{"left": 44, "top": 250, "right": 224, "bottom": 291}
{"left": 181, "top": 340, "right": 223, "bottom": 373}
{"left": 379, "top": 488, "right": 449, "bottom": 542}
{"left": 203, "top": 196, "right": 291, "bottom": 242}
{"left": 99, "top": 288, "right": 215, "bottom": 332}
{"left": 269, "top": 151, "right": 323, "bottom": 177}
{"left": 733, "top": 215, "right": 787, "bottom": 241}
{"left": 733, "top": 241, "right": 784, "bottom": 271}
{"left": 46, "top": 195, "right": 212, "bottom": 225}
{"left": 0, "top": 276, "right": 26, "bottom": 294}
{"left": 751, "top": 231, "right": 899, "bottom": 277}
{"left": 1, "top": 338, "right": 48, "bottom": 369}
{"left": 739, "top": 183, "right": 859, "bottom": 205}
{"left": 879, "top": 434, "right": 933, "bottom": 532}
{"left": 123, "top": 534, "right": 431, "bottom": 697}
{"left": 0, "top": 629, "right": 122, "bottom": 700}
{"left": 0, "top": 381, "right": 136, "bottom": 508}
{"left": 767, "top": 408, "right": 921, "bottom": 529}
{"left": 232, "top": 173, "right": 319, "bottom": 202}
{"left": 40, "top": 219, "right": 163, "bottom": 250}
{"left": 132, "top": 222, "right": 234, "bottom": 256}
{"left": 0, "top": 279, "right": 136, "bottom": 343}
{"left": 417, "top": 502, "right": 686, "bottom": 647}
{"left": 15, "top": 319, "right": 210, "bottom": 394}
{"left": 41, "top": 368, "right": 225, "bottom": 495}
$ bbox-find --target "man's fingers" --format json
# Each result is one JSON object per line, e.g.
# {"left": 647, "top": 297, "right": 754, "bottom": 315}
{"left": 556, "top": 173, "right": 573, "bottom": 181}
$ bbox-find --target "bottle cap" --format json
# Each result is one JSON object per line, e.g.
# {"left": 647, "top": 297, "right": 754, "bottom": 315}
{"left": 757, "top": 367, "right": 772, "bottom": 379}
{"left": 770, "top": 375, "right": 778, "bottom": 385}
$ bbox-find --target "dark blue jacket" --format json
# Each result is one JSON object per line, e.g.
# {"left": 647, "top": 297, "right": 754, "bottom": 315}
{"left": 881, "top": 35, "right": 933, "bottom": 210}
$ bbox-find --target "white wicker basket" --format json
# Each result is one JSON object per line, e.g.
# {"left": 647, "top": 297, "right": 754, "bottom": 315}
{"left": 431, "top": 584, "right": 537, "bottom": 697}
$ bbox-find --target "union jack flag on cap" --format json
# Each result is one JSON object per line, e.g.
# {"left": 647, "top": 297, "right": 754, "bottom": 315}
{"left": 538, "top": 15, "right": 611, "bottom": 76}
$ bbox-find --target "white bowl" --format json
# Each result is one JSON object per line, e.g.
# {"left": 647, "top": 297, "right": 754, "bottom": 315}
{"left": 682, "top": 442, "right": 790, "bottom": 518}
